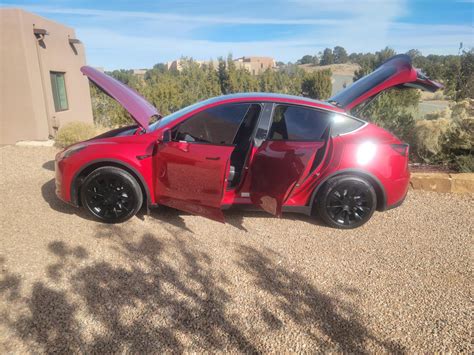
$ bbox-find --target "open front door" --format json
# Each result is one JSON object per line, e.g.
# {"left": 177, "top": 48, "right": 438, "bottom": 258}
{"left": 154, "top": 141, "right": 234, "bottom": 222}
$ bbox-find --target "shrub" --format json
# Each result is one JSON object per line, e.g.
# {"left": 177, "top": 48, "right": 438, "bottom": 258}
{"left": 412, "top": 100, "right": 473, "bottom": 172}
{"left": 413, "top": 118, "right": 451, "bottom": 159}
{"left": 55, "top": 122, "right": 97, "bottom": 148}
{"left": 453, "top": 155, "right": 474, "bottom": 173}
{"left": 301, "top": 69, "right": 332, "bottom": 100}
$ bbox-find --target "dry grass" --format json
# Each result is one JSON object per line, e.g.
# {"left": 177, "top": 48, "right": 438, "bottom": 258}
{"left": 299, "top": 63, "right": 360, "bottom": 76}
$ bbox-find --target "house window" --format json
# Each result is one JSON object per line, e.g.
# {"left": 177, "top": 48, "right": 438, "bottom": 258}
{"left": 50, "top": 72, "right": 69, "bottom": 111}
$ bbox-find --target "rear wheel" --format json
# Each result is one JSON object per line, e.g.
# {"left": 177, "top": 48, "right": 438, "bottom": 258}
{"left": 315, "top": 175, "right": 376, "bottom": 229}
{"left": 80, "top": 167, "right": 143, "bottom": 223}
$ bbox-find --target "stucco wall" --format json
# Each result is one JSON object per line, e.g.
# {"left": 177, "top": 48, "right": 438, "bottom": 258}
{"left": 0, "top": 9, "right": 93, "bottom": 144}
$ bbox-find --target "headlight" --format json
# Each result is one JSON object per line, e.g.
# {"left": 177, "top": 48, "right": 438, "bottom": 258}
{"left": 61, "top": 145, "right": 87, "bottom": 159}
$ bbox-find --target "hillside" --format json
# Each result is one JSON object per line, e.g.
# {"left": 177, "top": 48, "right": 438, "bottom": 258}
{"left": 298, "top": 63, "right": 360, "bottom": 76}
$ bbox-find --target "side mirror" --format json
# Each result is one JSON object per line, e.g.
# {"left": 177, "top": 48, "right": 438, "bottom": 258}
{"left": 160, "top": 129, "right": 172, "bottom": 143}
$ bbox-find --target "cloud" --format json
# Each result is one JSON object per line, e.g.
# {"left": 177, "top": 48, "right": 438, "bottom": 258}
{"left": 2, "top": 1, "right": 472, "bottom": 69}
{"left": 1, "top": 4, "right": 342, "bottom": 25}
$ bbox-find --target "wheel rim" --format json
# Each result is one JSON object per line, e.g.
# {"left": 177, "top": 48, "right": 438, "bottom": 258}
{"left": 84, "top": 174, "right": 135, "bottom": 220}
{"left": 326, "top": 182, "right": 373, "bottom": 226}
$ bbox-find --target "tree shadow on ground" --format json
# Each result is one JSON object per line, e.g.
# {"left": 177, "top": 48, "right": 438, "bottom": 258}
{"left": 1, "top": 227, "right": 257, "bottom": 352}
{"left": 235, "top": 245, "right": 405, "bottom": 353}
{"left": 1, "top": 227, "right": 403, "bottom": 352}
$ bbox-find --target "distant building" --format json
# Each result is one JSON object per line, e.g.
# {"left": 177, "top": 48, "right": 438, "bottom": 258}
{"left": 0, "top": 8, "right": 93, "bottom": 144}
{"left": 132, "top": 69, "right": 147, "bottom": 77}
{"left": 234, "top": 56, "right": 276, "bottom": 75}
{"left": 166, "top": 59, "right": 219, "bottom": 71}
{"left": 166, "top": 56, "right": 276, "bottom": 75}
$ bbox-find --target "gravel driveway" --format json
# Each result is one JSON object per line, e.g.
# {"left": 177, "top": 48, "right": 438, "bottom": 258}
{"left": 0, "top": 146, "right": 472, "bottom": 353}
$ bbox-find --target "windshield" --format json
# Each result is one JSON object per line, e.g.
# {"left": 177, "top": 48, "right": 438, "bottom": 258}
{"left": 149, "top": 98, "right": 217, "bottom": 131}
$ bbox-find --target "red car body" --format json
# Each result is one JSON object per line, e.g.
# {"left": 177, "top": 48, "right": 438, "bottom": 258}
{"left": 55, "top": 55, "right": 442, "bottom": 228}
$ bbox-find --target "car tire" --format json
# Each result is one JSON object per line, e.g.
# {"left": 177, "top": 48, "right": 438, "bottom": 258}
{"left": 315, "top": 175, "right": 376, "bottom": 229}
{"left": 80, "top": 166, "right": 143, "bottom": 223}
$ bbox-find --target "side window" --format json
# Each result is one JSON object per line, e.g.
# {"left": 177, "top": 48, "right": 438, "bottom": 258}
{"left": 268, "top": 105, "right": 331, "bottom": 141}
{"left": 331, "top": 114, "right": 365, "bottom": 137}
{"left": 173, "top": 103, "right": 250, "bottom": 145}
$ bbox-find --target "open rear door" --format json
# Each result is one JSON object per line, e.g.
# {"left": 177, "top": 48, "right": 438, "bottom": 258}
{"left": 249, "top": 140, "right": 325, "bottom": 217}
{"left": 328, "top": 54, "right": 443, "bottom": 111}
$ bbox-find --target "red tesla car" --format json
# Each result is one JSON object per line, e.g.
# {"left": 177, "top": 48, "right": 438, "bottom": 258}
{"left": 55, "top": 54, "right": 442, "bottom": 228}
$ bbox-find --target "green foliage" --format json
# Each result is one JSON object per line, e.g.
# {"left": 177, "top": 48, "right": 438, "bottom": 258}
{"left": 299, "top": 55, "right": 316, "bottom": 65}
{"left": 90, "top": 83, "right": 133, "bottom": 127}
{"left": 301, "top": 69, "right": 332, "bottom": 100}
{"left": 356, "top": 88, "right": 419, "bottom": 144}
{"left": 453, "top": 154, "right": 474, "bottom": 173}
{"left": 55, "top": 122, "right": 97, "bottom": 148}
{"left": 456, "top": 49, "right": 474, "bottom": 100}
{"left": 353, "top": 47, "right": 396, "bottom": 81}
{"left": 320, "top": 48, "right": 334, "bottom": 65}
{"left": 333, "top": 46, "right": 348, "bottom": 64}
{"left": 90, "top": 56, "right": 316, "bottom": 127}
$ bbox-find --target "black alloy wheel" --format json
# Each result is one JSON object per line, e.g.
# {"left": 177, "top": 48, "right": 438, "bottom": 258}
{"left": 80, "top": 167, "right": 143, "bottom": 223}
{"left": 316, "top": 175, "right": 376, "bottom": 229}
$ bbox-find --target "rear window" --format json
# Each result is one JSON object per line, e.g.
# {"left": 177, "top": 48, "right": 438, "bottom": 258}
{"left": 268, "top": 105, "right": 331, "bottom": 141}
{"left": 331, "top": 115, "right": 365, "bottom": 136}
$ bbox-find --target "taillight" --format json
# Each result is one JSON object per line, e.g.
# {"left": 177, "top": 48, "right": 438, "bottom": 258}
{"left": 391, "top": 143, "right": 409, "bottom": 156}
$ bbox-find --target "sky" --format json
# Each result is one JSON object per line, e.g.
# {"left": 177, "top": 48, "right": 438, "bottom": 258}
{"left": 2, "top": 0, "right": 474, "bottom": 70}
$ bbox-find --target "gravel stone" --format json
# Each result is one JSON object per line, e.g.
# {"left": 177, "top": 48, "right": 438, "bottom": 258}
{"left": 0, "top": 146, "right": 472, "bottom": 353}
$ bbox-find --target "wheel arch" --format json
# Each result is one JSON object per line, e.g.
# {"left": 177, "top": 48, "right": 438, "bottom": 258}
{"left": 70, "top": 159, "right": 151, "bottom": 207}
{"left": 309, "top": 168, "right": 387, "bottom": 212}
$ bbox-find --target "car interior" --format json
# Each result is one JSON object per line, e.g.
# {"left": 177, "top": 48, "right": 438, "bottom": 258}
{"left": 227, "top": 104, "right": 262, "bottom": 188}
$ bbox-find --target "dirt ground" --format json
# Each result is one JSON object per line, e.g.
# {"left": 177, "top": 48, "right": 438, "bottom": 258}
{"left": 0, "top": 146, "right": 472, "bottom": 353}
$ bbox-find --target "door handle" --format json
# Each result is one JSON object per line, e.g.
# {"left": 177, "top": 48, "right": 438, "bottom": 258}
{"left": 205, "top": 156, "right": 220, "bottom": 160}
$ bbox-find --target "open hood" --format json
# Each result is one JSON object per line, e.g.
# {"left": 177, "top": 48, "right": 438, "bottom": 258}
{"left": 81, "top": 66, "right": 158, "bottom": 130}
{"left": 328, "top": 54, "right": 443, "bottom": 111}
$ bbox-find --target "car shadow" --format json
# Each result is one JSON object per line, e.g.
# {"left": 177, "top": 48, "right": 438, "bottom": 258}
{"left": 41, "top": 179, "right": 96, "bottom": 222}
{"left": 42, "top": 178, "right": 327, "bottom": 230}
{"left": 42, "top": 160, "right": 55, "bottom": 172}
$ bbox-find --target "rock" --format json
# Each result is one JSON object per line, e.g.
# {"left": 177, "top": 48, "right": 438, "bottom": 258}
{"left": 410, "top": 173, "right": 452, "bottom": 193}
{"left": 450, "top": 173, "right": 474, "bottom": 194}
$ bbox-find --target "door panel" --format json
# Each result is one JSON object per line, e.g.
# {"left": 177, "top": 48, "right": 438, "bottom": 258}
{"left": 249, "top": 140, "right": 325, "bottom": 216}
{"left": 154, "top": 141, "right": 234, "bottom": 222}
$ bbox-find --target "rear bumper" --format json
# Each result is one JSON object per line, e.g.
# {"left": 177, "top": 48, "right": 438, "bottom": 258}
{"left": 384, "top": 188, "right": 408, "bottom": 211}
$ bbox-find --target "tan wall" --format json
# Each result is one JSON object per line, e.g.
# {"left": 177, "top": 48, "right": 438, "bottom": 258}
{"left": 0, "top": 9, "right": 93, "bottom": 144}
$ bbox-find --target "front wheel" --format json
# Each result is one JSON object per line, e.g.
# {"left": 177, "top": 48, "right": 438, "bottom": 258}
{"left": 315, "top": 175, "right": 376, "bottom": 229}
{"left": 80, "top": 167, "right": 143, "bottom": 223}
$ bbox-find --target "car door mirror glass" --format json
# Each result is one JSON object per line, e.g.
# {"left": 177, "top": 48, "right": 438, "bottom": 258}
{"left": 160, "top": 129, "right": 172, "bottom": 143}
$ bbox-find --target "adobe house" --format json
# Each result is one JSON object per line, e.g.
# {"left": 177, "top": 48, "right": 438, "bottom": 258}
{"left": 0, "top": 8, "right": 93, "bottom": 144}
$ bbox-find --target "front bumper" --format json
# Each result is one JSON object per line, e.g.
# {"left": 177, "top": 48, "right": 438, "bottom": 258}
{"left": 55, "top": 155, "right": 77, "bottom": 207}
